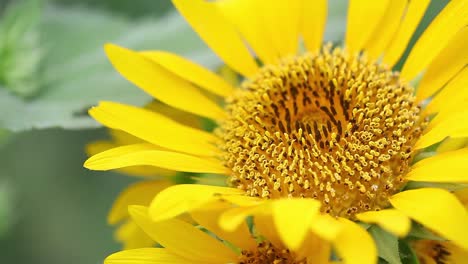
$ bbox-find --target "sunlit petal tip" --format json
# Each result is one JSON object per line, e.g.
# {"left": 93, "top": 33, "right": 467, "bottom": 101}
{"left": 272, "top": 199, "right": 322, "bottom": 250}
{"left": 390, "top": 188, "right": 468, "bottom": 251}
{"left": 334, "top": 218, "right": 378, "bottom": 264}
{"left": 356, "top": 209, "right": 411, "bottom": 237}
{"left": 148, "top": 184, "right": 243, "bottom": 222}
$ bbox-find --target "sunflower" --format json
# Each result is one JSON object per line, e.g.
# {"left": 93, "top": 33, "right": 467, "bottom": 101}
{"left": 85, "top": 0, "right": 468, "bottom": 262}
{"left": 105, "top": 204, "right": 342, "bottom": 264}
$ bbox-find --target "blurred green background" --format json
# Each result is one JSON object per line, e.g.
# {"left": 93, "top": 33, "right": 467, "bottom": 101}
{"left": 0, "top": 0, "right": 447, "bottom": 263}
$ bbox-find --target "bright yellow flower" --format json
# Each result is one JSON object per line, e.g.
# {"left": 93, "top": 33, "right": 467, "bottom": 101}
{"left": 85, "top": 0, "right": 468, "bottom": 262}
{"left": 105, "top": 205, "right": 335, "bottom": 264}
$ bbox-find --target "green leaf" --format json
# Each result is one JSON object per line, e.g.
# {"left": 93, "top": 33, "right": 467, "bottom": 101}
{"left": 0, "top": 0, "right": 43, "bottom": 97}
{"left": 0, "top": 5, "right": 219, "bottom": 131}
{"left": 399, "top": 240, "right": 420, "bottom": 264}
{"left": 369, "top": 226, "right": 402, "bottom": 264}
{"left": 407, "top": 223, "right": 446, "bottom": 241}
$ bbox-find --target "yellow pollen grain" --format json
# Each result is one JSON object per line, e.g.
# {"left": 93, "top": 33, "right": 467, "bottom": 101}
{"left": 238, "top": 241, "right": 307, "bottom": 264}
{"left": 217, "top": 46, "right": 427, "bottom": 218}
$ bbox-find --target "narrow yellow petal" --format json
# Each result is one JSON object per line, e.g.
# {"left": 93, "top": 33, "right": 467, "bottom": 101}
{"left": 363, "top": 0, "right": 407, "bottom": 60}
{"left": 416, "top": 27, "right": 468, "bottom": 102}
{"left": 219, "top": 202, "right": 270, "bottom": 232}
{"left": 401, "top": 0, "right": 468, "bottom": 80}
{"left": 309, "top": 214, "right": 343, "bottom": 242}
{"left": 141, "top": 51, "right": 234, "bottom": 97}
{"left": 191, "top": 207, "right": 257, "bottom": 250}
{"left": 301, "top": 0, "right": 327, "bottom": 52}
{"left": 105, "top": 248, "right": 198, "bottom": 264}
{"left": 129, "top": 206, "right": 237, "bottom": 263}
{"left": 148, "top": 184, "right": 243, "bottom": 222}
{"left": 89, "top": 101, "right": 219, "bottom": 157}
{"left": 437, "top": 137, "right": 468, "bottom": 153}
{"left": 108, "top": 180, "right": 172, "bottom": 224}
{"left": 254, "top": 213, "right": 284, "bottom": 249}
{"left": 425, "top": 68, "right": 468, "bottom": 115}
{"left": 390, "top": 188, "right": 468, "bottom": 251}
{"left": 345, "top": 0, "right": 390, "bottom": 53}
{"left": 296, "top": 232, "right": 331, "bottom": 263}
{"left": 272, "top": 199, "right": 322, "bottom": 251}
{"left": 114, "top": 220, "right": 155, "bottom": 249}
{"left": 256, "top": 0, "right": 301, "bottom": 57}
{"left": 415, "top": 109, "right": 468, "bottom": 149}
{"left": 216, "top": 0, "right": 279, "bottom": 64}
{"left": 86, "top": 141, "right": 175, "bottom": 177}
{"left": 104, "top": 44, "right": 225, "bottom": 120}
{"left": 356, "top": 209, "right": 411, "bottom": 237}
{"left": 84, "top": 144, "right": 227, "bottom": 174}
{"left": 333, "top": 218, "right": 377, "bottom": 264}
{"left": 383, "top": 0, "right": 431, "bottom": 67}
{"left": 406, "top": 148, "right": 468, "bottom": 183}
{"left": 172, "top": 0, "right": 258, "bottom": 77}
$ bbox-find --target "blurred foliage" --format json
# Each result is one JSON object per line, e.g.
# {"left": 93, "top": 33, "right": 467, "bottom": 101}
{"left": 0, "top": 0, "right": 42, "bottom": 97}
{"left": 51, "top": 0, "right": 173, "bottom": 18}
{"left": 0, "top": 2, "right": 219, "bottom": 132}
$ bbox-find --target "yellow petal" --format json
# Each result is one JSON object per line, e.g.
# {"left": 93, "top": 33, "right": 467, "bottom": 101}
{"left": 401, "top": 0, "right": 468, "bottom": 80}
{"left": 219, "top": 204, "right": 264, "bottom": 232}
{"left": 382, "top": 0, "right": 431, "bottom": 67}
{"left": 425, "top": 67, "right": 468, "bottom": 115}
{"left": 114, "top": 220, "right": 155, "bottom": 250}
{"left": 105, "top": 248, "right": 199, "bottom": 264}
{"left": 172, "top": 0, "right": 258, "bottom": 77}
{"left": 129, "top": 206, "right": 237, "bottom": 263}
{"left": 301, "top": 0, "right": 327, "bottom": 53}
{"left": 390, "top": 188, "right": 468, "bottom": 251}
{"left": 415, "top": 109, "right": 468, "bottom": 149}
{"left": 345, "top": 0, "right": 390, "bottom": 53}
{"left": 148, "top": 184, "right": 243, "bottom": 221}
{"left": 333, "top": 218, "right": 377, "bottom": 264}
{"left": 356, "top": 209, "right": 411, "bottom": 237}
{"left": 416, "top": 27, "right": 468, "bottom": 102}
{"left": 104, "top": 44, "right": 225, "bottom": 120}
{"left": 406, "top": 148, "right": 468, "bottom": 183}
{"left": 363, "top": 0, "right": 407, "bottom": 60}
{"left": 255, "top": 0, "right": 301, "bottom": 57}
{"left": 272, "top": 199, "right": 322, "bottom": 251}
{"left": 108, "top": 180, "right": 172, "bottom": 224}
{"left": 215, "top": 0, "right": 278, "bottom": 64}
{"left": 89, "top": 101, "right": 219, "bottom": 157}
{"left": 309, "top": 214, "right": 343, "bottom": 242}
{"left": 254, "top": 212, "right": 284, "bottom": 249}
{"left": 296, "top": 232, "right": 331, "bottom": 263}
{"left": 190, "top": 206, "right": 257, "bottom": 250}
{"left": 141, "top": 51, "right": 234, "bottom": 97}
{"left": 87, "top": 141, "right": 176, "bottom": 177}
{"left": 84, "top": 143, "right": 227, "bottom": 174}
{"left": 437, "top": 137, "right": 468, "bottom": 153}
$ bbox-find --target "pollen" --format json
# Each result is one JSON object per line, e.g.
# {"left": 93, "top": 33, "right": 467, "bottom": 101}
{"left": 216, "top": 46, "right": 427, "bottom": 218}
{"left": 239, "top": 241, "right": 306, "bottom": 264}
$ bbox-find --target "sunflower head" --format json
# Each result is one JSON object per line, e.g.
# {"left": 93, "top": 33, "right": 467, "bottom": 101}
{"left": 217, "top": 45, "right": 427, "bottom": 218}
